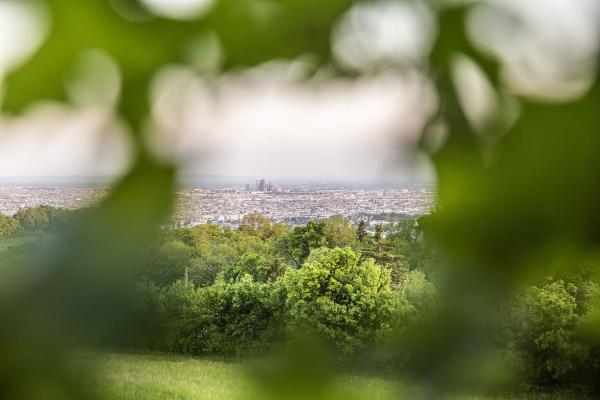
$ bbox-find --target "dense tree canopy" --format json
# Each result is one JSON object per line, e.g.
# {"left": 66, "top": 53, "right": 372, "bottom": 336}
{"left": 12, "top": 205, "right": 70, "bottom": 231}
{"left": 276, "top": 215, "right": 359, "bottom": 267}
{"left": 283, "top": 247, "right": 396, "bottom": 355}
{"left": 0, "top": 214, "right": 20, "bottom": 237}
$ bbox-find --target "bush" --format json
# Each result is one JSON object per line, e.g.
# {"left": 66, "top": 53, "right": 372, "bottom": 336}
{"left": 400, "top": 270, "right": 438, "bottom": 313}
{"left": 221, "top": 251, "right": 286, "bottom": 283}
{"left": 154, "top": 276, "right": 284, "bottom": 356}
{"left": 283, "top": 247, "right": 396, "bottom": 355}
{"left": 12, "top": 205, "right": 69, "bottom": 231}
{"left": 188, "top": 241, "right": 238, "bottom": 287}
{"left": 143, "top": 240, "right": 192, "bottom": 286}
{"left": 0, "top": 214, "right": 20, "bottom": 237}
{"left": 276, "top": 216, "right": 358, "bottom": 267}
{"left": 196, "top": 276, "right": 284, "bottom": 355}
{"left": 503, "top": 280, "right": 587, "bottom": 387}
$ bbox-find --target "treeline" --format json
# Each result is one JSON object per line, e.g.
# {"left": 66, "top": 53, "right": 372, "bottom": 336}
{"left": 0, "top": 205, "right": 78, "bottom": 236}
{"left": 135, "top": 214, "right": 437, "bottom": 359}
{"left": 135, "top": 214, "right": 600, "bottom": 392}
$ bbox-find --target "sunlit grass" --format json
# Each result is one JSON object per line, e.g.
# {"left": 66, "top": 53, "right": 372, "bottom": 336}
{"left": 92, "top": 352, "right": 586, "bottom": 400}
{"left": 94, "top": 352, "right": 251, "bottom": 400}
{"left": 0, "top": 231, "right": 40, "bottom": 254}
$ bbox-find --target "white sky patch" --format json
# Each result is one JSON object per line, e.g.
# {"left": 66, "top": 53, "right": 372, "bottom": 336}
{"left": 468, "top": 0, "right": 600, "bottom": 100}
{"left": 140, "top": 0, "right": 214, "bottom": 19}
{"left": 0, "top": 1, "right": 47, "bottom": 77}
{"left": 452, "top": 54, "right": 500, "bottom": 133}
{"left": 333, "top": 0, "right": 435, "bottom": 72}
{"left": 149, "top": 63, "right": 436, "bottom": 181}
{"left": 0, "top": 105, "right": 132, "bottom": 178}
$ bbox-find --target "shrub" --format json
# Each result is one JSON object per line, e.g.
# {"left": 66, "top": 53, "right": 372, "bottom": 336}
{"left": 276, "top": 216, "right": 358, "bottom": 267}
{"left": 283, "top": 247, "right": 396, "bottom": 355}
{"left": 503, "top": 280, "right": 587, "bottom": 386}
{"left": 221, "top": 251, "right": 286, "bottom": 283}
{"left": 143, "top": 240, "right": 192, "bottom": 286}
{"left": 156, "top": 276, "right": 284, "bottom": 356}
{"left": 188, "top": 240, "right": 238, "bottom": 287}
{"left": 156, "top": 280, "right": 205, "bottom": 354}
{"left": 400, "top": 270, "right": 438, "bottom": 313}
{"left": 195, "top": 275, "right": 284, "bottom": 355}
{"left": 0, "top": 214, "right": 20, "bottom": 237}
{"left": 12, "top": 205, "right": 68, "bottom": 231}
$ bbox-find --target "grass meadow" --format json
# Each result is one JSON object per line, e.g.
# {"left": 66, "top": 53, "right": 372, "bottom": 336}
{"left": 0, "top": 232, "right": 40, "bottom": 255}
{"left": 93, "top": 352, "right": 586, "bottom": 400}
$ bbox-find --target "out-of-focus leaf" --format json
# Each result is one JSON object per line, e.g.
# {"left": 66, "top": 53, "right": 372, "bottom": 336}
{"left": 2, "top": 0, "right": 354, "bottom": 129}
{"left": 415, "top": 2, "right": 600, "bottom": 393}
{"left": 0, "top": 159, "right": 175, "bottom": 400}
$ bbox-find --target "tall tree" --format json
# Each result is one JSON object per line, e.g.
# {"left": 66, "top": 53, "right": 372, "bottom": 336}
{"left": 374, "top": 224, "right": 383, "bottom": 243}
{"left": 357, "top": 220, "right": 368, "bottom": 242}
{"left": 0, "top": 214, "right": 20, "bottom": 237}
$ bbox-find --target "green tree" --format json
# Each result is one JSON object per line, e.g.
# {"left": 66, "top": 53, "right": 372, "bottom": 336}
{"left": 175, "top": 224, "right": 222, "bottom": 247}
{"left": 283, "top": 247, "right": 395, "bottom": 355}
{"left": 238, "top": 214, "right": 288, "bottom": 240}
{"left": 276, "top": 221, "right": 328, "bottom": 267}
{"left": 11, "top": 205, "right": 73, "bottom": 231}
{"left": 221, "top": 251, "right": 285, "bottom": 283}
{"left": 323, "top": 215, "right": 358, "bottom": 249}
{"left": 357, "top": 220, "right": 368, "bottom": 242}
{"left": 156, "top": 277, "right": 283, "bottom": 356}
{"left": 276, "top": 216, "right": 359, "bottom": 267}
{"left": 0, "top": 214, "right": 20, "bottom": 237}
{"left": 13, "top": 206, "right": 52, "bottom": 230}
{"left": 384, "top": 217, "right": 439, "bottom": 277}
{"left": 400, "top": 270, "right": 438, "bottom": 313}
{"left": 187, "top": 242, "right": 237, "bottom": 287}
{"left": 144, "top": 240, "right": 193, "bottom": 286}
{"left": 503, "top": 280, "right": 586, "bottom": 386}
{"left": 374, "top": 224, "right": 383, "bottom": 243}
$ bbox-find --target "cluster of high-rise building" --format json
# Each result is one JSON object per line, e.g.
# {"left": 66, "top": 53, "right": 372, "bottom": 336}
{"left": 245, "top": 178, "right": 284, "bottom": 193}
{"left": 173, "top": 185, "right": 434, "bottom": 227}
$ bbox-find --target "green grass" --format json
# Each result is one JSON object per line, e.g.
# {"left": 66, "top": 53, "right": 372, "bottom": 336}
{"left": 93, "top": 351, "right": 403, "bottom": 400}
{"left": 94, "top": 352, "right": 251, "bottom": 400}
{"left": 93, "top": 352, "right": 585, "bottom": 400}
{"left": 0, "top": 231, "right": 41, "bottom": 255}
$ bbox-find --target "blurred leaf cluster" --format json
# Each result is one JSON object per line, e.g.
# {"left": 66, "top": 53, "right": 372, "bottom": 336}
{"left": 1, "top": 0, "right": 600, "bottom": 399}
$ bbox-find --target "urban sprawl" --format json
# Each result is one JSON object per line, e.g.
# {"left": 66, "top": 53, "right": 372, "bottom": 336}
{"left": 0, "top": 180, "right": 434, "bottom": 228}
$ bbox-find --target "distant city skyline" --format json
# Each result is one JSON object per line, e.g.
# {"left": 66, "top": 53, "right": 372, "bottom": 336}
{"left": 1, "top": 185, "right": 435, "bottom": 228}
